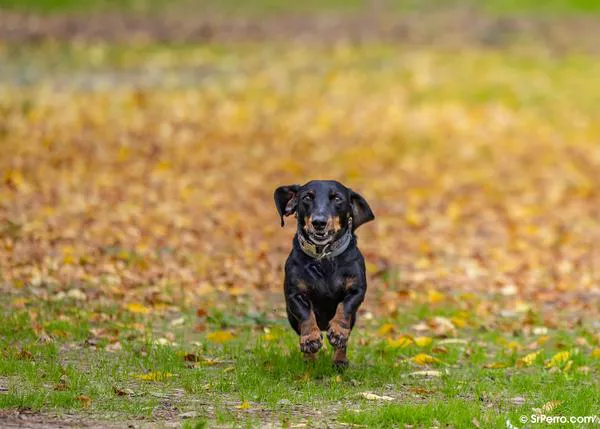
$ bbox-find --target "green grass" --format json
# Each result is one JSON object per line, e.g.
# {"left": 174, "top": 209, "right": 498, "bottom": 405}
{"left": 2, "top": 0, "right": 600, "bottom": 15}
{"left": 1, "top": 294, "right": 598, "bottom": 427}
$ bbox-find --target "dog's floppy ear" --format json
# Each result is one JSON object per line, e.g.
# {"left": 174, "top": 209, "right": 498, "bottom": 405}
{"left": 350, "top": 190, "right": 374, "bottom": 231}
{"left": 274, "top": 185, "right": 300, "bottom": 227}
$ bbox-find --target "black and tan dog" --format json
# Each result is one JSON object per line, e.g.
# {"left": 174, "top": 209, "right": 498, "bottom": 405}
{"left": 274, "top": 180, "right": 374, "bottom": 367}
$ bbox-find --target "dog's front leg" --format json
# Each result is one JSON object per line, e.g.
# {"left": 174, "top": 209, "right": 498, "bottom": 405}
{"left": 287, "top": 292, "right": 323, "bottom": 358}
{"left": 328, "top": 279, "right": 365, "bottom": 366}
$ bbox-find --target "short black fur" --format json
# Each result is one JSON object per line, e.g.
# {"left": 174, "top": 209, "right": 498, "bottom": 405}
{"left": 274, "top": 180, "right": 374, "bottom": 367}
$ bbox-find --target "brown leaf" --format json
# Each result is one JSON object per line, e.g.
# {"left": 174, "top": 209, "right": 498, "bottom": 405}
{"left": 76, "top": 395, "right": 91, "bottom": 408}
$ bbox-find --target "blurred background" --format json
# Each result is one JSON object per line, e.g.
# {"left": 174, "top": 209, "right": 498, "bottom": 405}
{"left": 2, "top": 0, "right": 600, "bottom": 324}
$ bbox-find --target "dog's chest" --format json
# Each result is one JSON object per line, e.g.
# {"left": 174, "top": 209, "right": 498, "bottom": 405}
{"left": 302, "top": 261, "right": 347, "bottom": 299}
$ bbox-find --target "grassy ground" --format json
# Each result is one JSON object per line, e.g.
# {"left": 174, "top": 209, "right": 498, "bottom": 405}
{"left": 2, "top": 293, "right": 599, "bottom": 428}
{"left": 1, "top": 20, "right": 600, "bottom": 429}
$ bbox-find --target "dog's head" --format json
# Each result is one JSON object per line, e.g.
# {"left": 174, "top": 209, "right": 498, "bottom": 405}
{"left": 274, "top": 180, "right": 374, "bottom": 245}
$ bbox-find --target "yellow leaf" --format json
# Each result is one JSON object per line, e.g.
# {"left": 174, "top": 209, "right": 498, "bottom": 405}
{"left": 541, "top": 400, "right": 563, "bottom": 413}
{"left": 405, "top": 210, "right": 423, "bottom": 227}
{"left": 484, "top": 362, "right": 508, "bottom": 369}
{"left": 412, "top": 353, "right": 440, "bottom": 365}
{"left": 546, "top": 351, "right": 571, "bottom": 368}
{"left": 507, "top": 341, "right": 520, "bottom": 351}
{"left": 414, "top": 337, "right": 433, "bottom": 347}
{"left": 537, "top": 335, "right": 551, "bottom": 345}
{"left": 377, "top": 323, "right": 395, "bottom": 336}
{"left": 11, "top": 298, "right": 29, "bottom": 308}
{"left": 427, "top": 289, "right": 445, "bottom": 304}
{"left": 517, "top": 351, "right": 541, "bottom": 367}
{"left": 236, "top": 401, "right": 251, "bottom": 410}
{"left": 263, "top": 333, "right": 276, "bottom": 341}
{"left": 387, "top": 335, "right": 413, "bottom": 349}
{"left": 126, "top": 303, "right": 151, "bottom": 314}
{"left": 450, "top": 317, "right": 467, "bottom": 328}
{"left": 227, "top": 287, "right": 246, "bottom": 296}
{"left": 206, "top": 330, "right": 234, "bottom": 344}
{"left": 592, "top": 348, "right": 600, "bottom": 359}
{"left": 133, "top": 371, "right": 174, "bottom": 381}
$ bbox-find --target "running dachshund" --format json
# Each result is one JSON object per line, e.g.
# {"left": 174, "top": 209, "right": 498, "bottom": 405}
{"left": 274, "top": 180, "right": 374, "bottom": 367}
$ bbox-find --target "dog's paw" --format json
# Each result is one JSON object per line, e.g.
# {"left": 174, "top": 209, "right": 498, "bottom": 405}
{"left": 300, "top": 331, "right": 323, "bottom": 354}
{"left": 327, "top": 324, "right": 350, "bottom": 349}
{"left": 333, "top": 358, "right": 349, "bottom": 370}
{"left": 332, "top": 348, "right": 349, "bottom": 370}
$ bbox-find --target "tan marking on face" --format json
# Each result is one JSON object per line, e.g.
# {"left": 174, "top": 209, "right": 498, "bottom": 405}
{"left": 344, "top": 277, "right": 357, "bottom": 291}
{"left": 303, "top": 215, "right": 312, "bottom": 232}
{"left": 331, "top": 216, "right": 342, "bottom": 233}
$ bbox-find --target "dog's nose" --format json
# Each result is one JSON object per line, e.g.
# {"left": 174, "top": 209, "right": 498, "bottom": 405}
{"left": 311, "top": 216, "right": 328, "bottom": 231}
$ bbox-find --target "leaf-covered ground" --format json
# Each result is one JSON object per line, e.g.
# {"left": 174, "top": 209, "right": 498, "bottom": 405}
{"left": 1, "top": 40, "right": 600, "bottom": 427}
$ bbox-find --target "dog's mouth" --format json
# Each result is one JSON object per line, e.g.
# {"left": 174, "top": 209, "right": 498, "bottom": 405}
{"left": 308, "top": 230, "right": 334, "bottom": 244}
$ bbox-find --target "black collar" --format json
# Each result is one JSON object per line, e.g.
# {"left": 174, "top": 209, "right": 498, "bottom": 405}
{"left": 296, "top": 230, "right": 353, "bottom": 260}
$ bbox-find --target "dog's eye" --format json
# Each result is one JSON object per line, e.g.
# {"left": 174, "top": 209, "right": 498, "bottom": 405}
{"left": 333, "top": 195, "right": 343, "bottom": 204}
{"left": 302, "top": 194, "right": 313, "bottom": 203}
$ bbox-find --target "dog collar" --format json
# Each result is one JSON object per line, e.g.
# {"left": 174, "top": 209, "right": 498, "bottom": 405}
{"left": 297, "top": 230, "right": 353, "bottom": 260}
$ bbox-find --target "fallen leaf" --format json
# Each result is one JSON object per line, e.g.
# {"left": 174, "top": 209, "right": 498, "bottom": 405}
{"left": 412, "top": 353, "right": 441, "bottom": 366}
{"left": 112, "top": 386, "right": 135, "bottom": 396}
{"left": 263, "top": 333, "right": 277, "bottom": 341}
{"left": 133, "top": 371, "right": 174, "bottom": 381}
{"left": 483, "top": 362, "right": 509, "bottom": 369}
{"left": 427, "top": 289, "right": 445, "bottom": 304}
{"left": 431, "top": 346, "right": 448, "bottom": 354}
{"left": 126, "top": 303, "right": 151, "bottom": 314}
{"left": 408, "top": 370, "right": 442, "bottom": 377}
{"left": 516, "top": 351, "right": 541, "bottom": 367}
{"left": 387, "top": 335, "right": 413, "bottom": 349}
{"left": 359, "top": 392, "right": 394, "bottom": 401}
{"left": 429, "top": 317, "right": 456, "bottom": 337}
{"left": 437, "top": 339, "right": 468, "bottom": 345}
{"left": 206, "top": 330, "right": 234, "bottom": 344}
{"left": 410, "top": 387, "right": 435, "bottom": 395}
{"left": 377, "top": 323, "right": 395, "bottom": 336}
{"left": 414, "top": 336, "right": 433, "bottom": 347}
{"left": 236, "top": 401, "right": 251, "bottom": 409}
{"left": 541, "top": 400, "right": 562, "bottom": 413}
{"left": 153, "top": 338, "right": 171, "bottom": 346}
{"left": 170, "top": 317, "right": 185, "bottom": 327}
{"left": 546, "top": 351, "right": 571, "bottom": 368}
{"left": 17, "top": 349, "right": 33, "bottom": 360}
{"left": 76, "top": 395, "right": 91, "bottom": 408}
{"left": 66, "top": 288, "right": 86, "bottom": 301}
